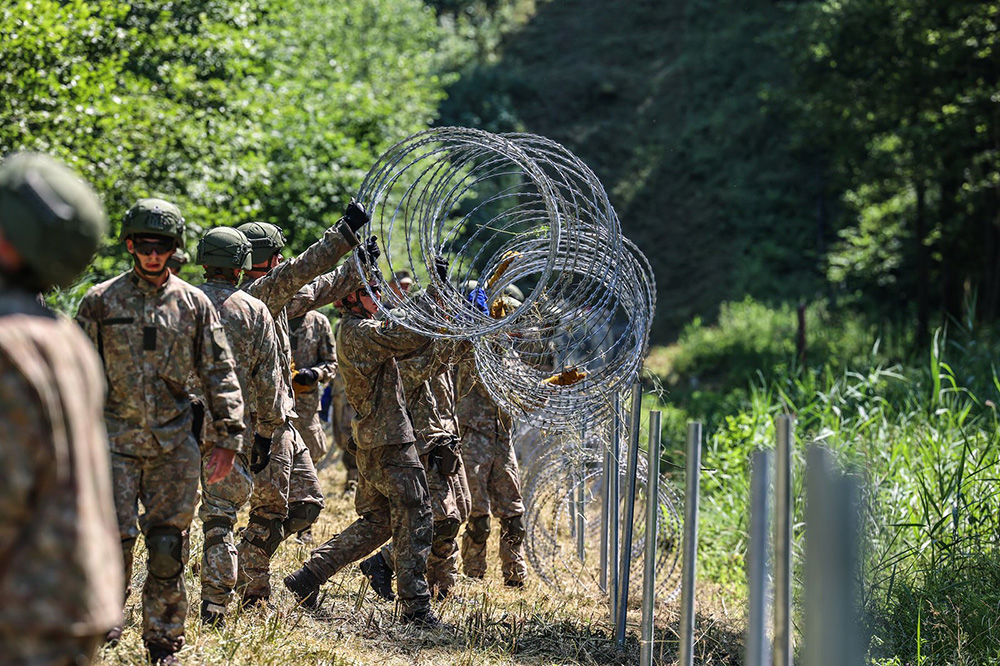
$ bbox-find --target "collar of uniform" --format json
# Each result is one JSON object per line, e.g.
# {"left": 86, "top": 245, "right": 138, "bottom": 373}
{"left": 129, "top": 268, "right": 171, "bottom": 295}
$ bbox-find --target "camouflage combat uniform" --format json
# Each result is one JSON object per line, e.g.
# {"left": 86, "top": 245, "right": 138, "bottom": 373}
{"left": 454, "top": 355, "right": 528, "bottom": 585}
{"left": 76, "top": 270, "right": 245, "bottom": 653}
{"left": 195, "top": 278, "right": 287, "bottom": 616}
{"left": 390, "top": 343, "right": 469, "bottom": 596}
{"left": 0, "top": 283, "right": 124, "bottom": 664}
{"left": 301, "top": 309, "right": 444, "bottom": 616}
{"left": 237, "top": 226, "right": 360, "bottom": 601}
{"left": 329, "top": 321, "right": 359, "bottom": 485}
{"left": 290, "top": 310, "right": 337, "bottom": 463}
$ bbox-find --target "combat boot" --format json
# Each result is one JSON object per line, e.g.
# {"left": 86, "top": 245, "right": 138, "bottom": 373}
{"left": 283, "top": 567, "right": 322, "bottom": 609}
{"left": 200, "top": 599, "right": 226, "bottom": 627}
{"left": 400, "top": 608, "right": 450, "bottom": 631}
{"left": 504, "top": 578, "right": 525, "bottom": 589}
{"left": 359, "top": 551, "right": 395, "bottom": 601}
{"left": 146, "top": 642, "right": 181, "bottom": 665}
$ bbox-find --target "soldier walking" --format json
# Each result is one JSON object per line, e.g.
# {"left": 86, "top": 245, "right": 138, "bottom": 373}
{"left": 284, "top": 265, "right": 457, "bottom": 628}
{"left": 76, "top": 198, "right": 245, "bottom": 664}
{"left": 0, "top": 152, "right": 124, "bottom": 665}
{"left": 192, "top": 227, "right": 288, "bottom": 626}
{"left": 233, "top": 208, "right": 370, "bottom": 605}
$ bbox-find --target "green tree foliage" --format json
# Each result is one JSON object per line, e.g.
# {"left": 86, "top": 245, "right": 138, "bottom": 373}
{"left": 1, "top": 0, "right": 450, "bottom": 280}
{"left": 785, "top": 0, "right": 1000, "bottom": 337}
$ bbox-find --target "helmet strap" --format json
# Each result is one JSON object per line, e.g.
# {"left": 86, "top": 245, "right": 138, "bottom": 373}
{"left": 131, "top": 253, "right": 169, "bottom": 280}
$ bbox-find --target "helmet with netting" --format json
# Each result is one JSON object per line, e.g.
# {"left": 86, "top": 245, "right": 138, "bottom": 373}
{"left": 0, "top": 151, "right": 108, "bottom": 288}
{"left": 197, "top": 227, "right": 252, "bottom": 270}
{"left": 236, "top": 221, "right": 285, "bottom": 264}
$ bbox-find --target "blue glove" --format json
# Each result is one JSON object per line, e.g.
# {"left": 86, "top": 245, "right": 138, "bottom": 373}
{"left": 467, "top": 287, "right": 489, "bottom": 315}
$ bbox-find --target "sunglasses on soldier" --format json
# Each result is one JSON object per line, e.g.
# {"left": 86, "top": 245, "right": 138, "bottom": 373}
{"left": 132, "top": 236, "right": 176, "bottom": 256}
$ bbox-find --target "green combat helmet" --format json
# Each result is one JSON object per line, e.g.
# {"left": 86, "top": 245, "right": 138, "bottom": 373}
{"left": 120, "top": 198, "right": 185, "bottom": 242}
{"left": 0, "top": 151, "right": 108, "bottom": 289}
{"left": 197, "top": 227, "right": 252, "bottom": 270}
{"left": 236, "top": 221, "right": 285, "bottom": 265}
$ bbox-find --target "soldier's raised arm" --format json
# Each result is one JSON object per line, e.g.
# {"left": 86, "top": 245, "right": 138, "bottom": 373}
{"left": 238, "top": 201, "right": 368, "bottom": 315}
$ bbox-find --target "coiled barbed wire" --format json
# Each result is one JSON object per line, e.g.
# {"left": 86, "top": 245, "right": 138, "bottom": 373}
{"left": 351, "top": 127, "right": 655, "bottom": 433}
{"left": 517, "top": 423, "right": 683, "bottom": 601}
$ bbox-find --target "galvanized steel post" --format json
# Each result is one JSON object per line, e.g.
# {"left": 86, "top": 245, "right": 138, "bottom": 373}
{"left": 615, "top": 381, "right": 643, "bottom": 646}
{"left": 639, "top": 411, "right": 662, "bottom": 666}
{"left": 678, "top": 422, "right": 702, "bottom": 666}
{"left": 746, "top": 449, "right": 773, "bottom": 666}
{"left": 774, "top": 416, "right": 794, "bottom": 666}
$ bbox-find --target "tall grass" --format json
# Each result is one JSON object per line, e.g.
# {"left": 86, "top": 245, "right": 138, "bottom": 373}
{"left": 650, "top": 299, "right": 1000, "bottom": 663}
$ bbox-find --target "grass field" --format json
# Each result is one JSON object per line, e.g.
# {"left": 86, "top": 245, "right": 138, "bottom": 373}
{"left": 95, "top": 458, "right": 746, "bottom": 665}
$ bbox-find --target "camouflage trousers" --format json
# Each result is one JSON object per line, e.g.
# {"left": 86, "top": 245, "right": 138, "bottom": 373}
{"left": 110, "top": 437, "right": 200, "bottom": 651}
{"left": 0, "top": 632, "right": 102, "bottom": 666}
{"left": 291, "top": 410, "right": 328, "bottom": 464}
{"left": 199, "top": 452, "right": 253, "bottom": 608}
{"left": 460, "top": 427, "right": 528, "bottom": 584}
{"left": 304, "top": 442, "right": 432, "bottom": 614}
{"left": 238, "top": 421, "right": 324, "bottom": 599}
{"left": 381, "top": 447, "right": 465, "bottom": 594}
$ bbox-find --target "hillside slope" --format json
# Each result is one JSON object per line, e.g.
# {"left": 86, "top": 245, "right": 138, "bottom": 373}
{"left": 438, "top": 0, "right": 823, "bottom": 343}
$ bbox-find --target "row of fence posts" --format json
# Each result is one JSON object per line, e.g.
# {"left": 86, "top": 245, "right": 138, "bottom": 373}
{"left": 596, "top": 396, "right": 862, "bottom": 665}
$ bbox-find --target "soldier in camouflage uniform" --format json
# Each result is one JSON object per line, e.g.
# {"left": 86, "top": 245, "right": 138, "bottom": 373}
{"left": 192, "top": 227, "right": 288, "bottom": 626}
{"left": 329, "top": 319, "right": 359, "bottom": 493}
{"left": 360, "top": 337, "right": 468, "bottom": 601}
{"left": 284, "top": 264, "right": 458, "bottom": 628}
{"left": 454, "top": 353, "right": 528, "bottom": 586}
{"left": 0, "top": 152, "right": 123, "bottom": 665}
{"left": 76, "top": 198, "right": 245, "bottom": 664}
{"left": 289, "top": 309, "right": 337, "bottom": 464}
{"left": 233, "top": 209, "right": 371, "bottom": 605}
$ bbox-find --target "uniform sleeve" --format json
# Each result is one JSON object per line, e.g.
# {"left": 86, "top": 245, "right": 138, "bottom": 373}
{"left": 194, "top": 299, "right": 245, "bottom": 450}
{"left": 313, "top": 315, "right": 338, "bottom": 383}
{"left": 285, "top": 260, "right": 361, "bottom": 320}
{"left": 0, "top": 358, "right": 43, "bottom": 563}
{"left": 74, "top": 289, "right": 102, "bottom": 349}
{"left": 249, "top": 309, "right": 286, "bottom": 440}
{"left": 246, "top": 224, "right": 359, "bottom": 316}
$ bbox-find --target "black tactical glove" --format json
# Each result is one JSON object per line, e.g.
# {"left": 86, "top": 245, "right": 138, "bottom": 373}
{"left": 249, "top": 433, "right": 272, "bottom": 474}
{"left": 343, "top": 199, "right": 370, "bottom": 233}
{"left": 356, "top": 235, "right": 380, "bottom": 266}
{"left": 434, "top": 255, "right": 449, "bottom": 283}
{"left": 293, "top": 367, "right": 320, "bottom": 387}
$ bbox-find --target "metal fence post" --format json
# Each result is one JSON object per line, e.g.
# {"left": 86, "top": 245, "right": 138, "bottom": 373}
{"left": 746, "top": 449, "right": 773, "bottom": 666}
{"left": 678, "top": 422, "right": 702, "bottom": 666}
{"left": 609, "top": 393, "right": 622, "bottom": 619}
{"left": 615, "top": 380, "right": 643, "bottom": 646}
{"left": 640, "top": 411, "right": 662, "bottom": 666}
{"left": 774, "top": 416, "right": 794, "bottom": 666}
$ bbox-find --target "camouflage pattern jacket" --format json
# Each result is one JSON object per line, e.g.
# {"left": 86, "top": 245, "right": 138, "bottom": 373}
{"left": 399, "top": 342, "right": 464, "bottom": 455}
{"left": 336, "top": 309, "right": 451, "bottom": 450}
{"left": 0, "top": 284, "right": 123, "bottom": 636}
{"left": 242, "top": 225, "right": 360, "bottom": 422}
{"left": 197, "top": 278, "right": 290, "bottom": 443}
{"left": 290, "top": 310, "right": 337, "bottom": 418}
{"left": 77, "top": 270, "right": 244, "bottom": 456}
{"left": 454, "top": 354, "right": 512, "bottom": 436}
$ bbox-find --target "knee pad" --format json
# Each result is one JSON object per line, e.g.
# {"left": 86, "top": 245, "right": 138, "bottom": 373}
{"left": 466, "top": 515, "right": 491, "bottom": 545}
{"left": 434, "top": 517, "right": 462, "bottom": 542}
{"left": 283, "top": 502, "right": 322, "bottom": 535}
{"left": 246, "top": 514, "right": 284, "bottom": 557}
{"left": 500, "top": 514, "right": 525, "bottom": 547}
{"left": 202, "top": 516, "right": 235, "bottom": 552}
{"left": 146, "top": 526, "right": 184, "bottom": 580}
